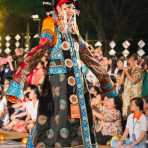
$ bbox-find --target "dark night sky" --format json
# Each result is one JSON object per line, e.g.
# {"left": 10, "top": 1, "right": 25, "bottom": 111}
{"left": 0, "top": 0, "right": 148, "bottom": 54}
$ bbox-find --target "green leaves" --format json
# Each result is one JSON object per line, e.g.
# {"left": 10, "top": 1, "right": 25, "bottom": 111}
{"left": 1, "top": 0, "right": 44, "bottom": 17}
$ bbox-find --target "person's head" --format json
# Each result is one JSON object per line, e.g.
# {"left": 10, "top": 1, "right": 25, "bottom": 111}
{"left": 128, "top": 54, "right": 138, "bottom": 68}
{"left": 28, "top": 85, "right": 40, "bottom": 101}
{"left": 103, "top": 96, "right": 122, "bottom": 111}
{"left": 56, "top": 0, "right": 78, "bottom": 20}
{"left": 117, "top": 57, "right": 124, "bottom": 70}
{"left": 108, "top": 58, "right": 112, "bottom": 66}
{"left": 15, "top": 48, "right": 24, "bottom": 57}
{"left": 142, "top": 56, "right": 148, "bottom": 70}
{"left": 130, "top": 97, "right": 144, "bottom": 112}
{"left": 94, "top": 47, "right": 103, "bottom": 59}
{"left": 103, "top": 96, "right": 115, "bottom": 109}
{"left": 90, "top": 86, "right": 100, "bottom": 97}
{"left": 143, "top": 96, "right": 148, "bottom": 114}
{"left": 36, "top": 61, "right": 44, "bottom": 69}
{"left": 3, "top": 78, "right": 11, "bottom": 92}
{"left": 100, "top": 57, "right": 109, "bottom": 67}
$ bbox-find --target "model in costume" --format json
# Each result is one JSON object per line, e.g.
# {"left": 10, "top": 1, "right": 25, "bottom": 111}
{"left": 7, "top": 0, "right": 117, "bottom": 147}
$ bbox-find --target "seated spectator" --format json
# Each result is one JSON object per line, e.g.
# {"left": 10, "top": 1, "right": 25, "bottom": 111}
{"left": 25, "top": 85, "right": 39, "bottom": 132}
{"left": 0, "top": 91, "right": 9, "bottom": 127}
{"left": 41, "top": 54, "right": 48, "bottom": 68}
{"left": 118, "top": 97, "right": 147, "bottom": 148}
{"left": 122, "top": 54, "right": 144, "bottom": 117}
{"left": 92, "top": 96, "right": 123, "bottom": 145}
{"left": 27, "top": 61, "right": 45, "bottom": 87}
{"left": 10, "top": 85, "right": 32, "bottom": 122}
{"left": 0, "top": 78, "right": 11, "bottom": 122}
{"left": 0, "top": 56, "right": 14, "bottom": 83}
{"left": 4, "top": 85, "right": 39, "bottom": 133}
{"left": 91, "top": 94, "right": 102, "bottom": 125}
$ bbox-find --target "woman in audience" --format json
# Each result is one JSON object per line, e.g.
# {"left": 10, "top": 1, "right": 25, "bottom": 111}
{"left": 0, "top": 91, "right": 9, "bottom": 127}
{"left": 0, "top": 78, "right": 11, "bottom": 128}
{"left": 4, "top": 85, "right": 39, "bottom": 133}
{"left": 25, "top": 85, "right": 39, "bottom": 132}
{"left": 27, "top": 61, "right": 45, "bottom": 87}
{"left": 92, "top": 96, "right": 123, "bottom": 145}
{"left": 115, "top": 57, "right": 125, "bottom": 96}
{"left": 122, "top": 54, "right": 144, "bottom": 117}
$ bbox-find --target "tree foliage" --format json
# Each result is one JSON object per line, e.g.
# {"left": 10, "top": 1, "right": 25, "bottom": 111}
{"left": 79, "top": 0, "right": 148, "bottom": 41}
{"left": 0, "top": 0, "right": 148, "bottom": 42}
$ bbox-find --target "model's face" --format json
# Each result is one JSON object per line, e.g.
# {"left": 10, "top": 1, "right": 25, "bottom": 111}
{"left": 57, "top": 3, "right": 75, "bottom": 22}
{"left": 62, "top": 3, "right": 75, "bottom": 18}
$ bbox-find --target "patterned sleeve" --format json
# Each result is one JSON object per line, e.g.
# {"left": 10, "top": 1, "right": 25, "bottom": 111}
{"left": 79, "top": 37, "right": 117, "bottom": 98}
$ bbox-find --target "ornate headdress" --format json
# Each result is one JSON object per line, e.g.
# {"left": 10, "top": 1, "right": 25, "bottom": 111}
{"left": 56, "top": 0, "right": 79, "bottom": 10}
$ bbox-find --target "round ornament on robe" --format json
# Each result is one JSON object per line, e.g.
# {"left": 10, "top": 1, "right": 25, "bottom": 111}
{"left": 58, "top": 25, "right": 66, "bottom": 33}
{"left": 61, "top": 41, "right": 70, "bottom": 51}
{"left": 69, "top": 94, "right": 78, "bottom": 104}
{"left": 55, "top": 142, "right": 62, "bottom": 148}
{"left": 47, "top": 129, "right": 54, "bottom": 139}
{"left": 68, "top": 76, "right": 76, "bottom": 86}
{"left": 65, "top": 58, "right": 73, "bottom": 68}
{"left": 37, "top": 115, "right": 47, "bottom": 125}
{"left": 36, "top": 142, "right": 46, "bottom": 148}
{"left": 74, "top": 42, "right": 79, "bottom": 52}
{"left": 60, "top": 128, "right": 69, "bottom": 139}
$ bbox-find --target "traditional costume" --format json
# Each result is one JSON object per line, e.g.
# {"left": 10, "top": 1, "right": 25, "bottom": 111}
{"left": 7, "top": 0, "right": 117, "bottom": 147}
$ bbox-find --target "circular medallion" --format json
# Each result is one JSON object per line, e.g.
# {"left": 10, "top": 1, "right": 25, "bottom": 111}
{"left": 69, "top": 94, "right": 78, "bottom": 104}
{"left": 47, "top": 129, "right": 54, "bottom": 139}
{"left": 58, "top": 25, "right": 65, "bottom": 33}
{"left": 55, "top": 142, "right": 62, "bottom": 148}
{"left": 36, "top": 142, "right": 46, "bottom": 148}
{"left": 74, "top": 42, "right": 79, "bottom": 52}
{"left": 59, "top": 99, "right": 67, "bottom": 110}
{"left": 61, "top": 41, "right": 70, "bottom": 51}
{"left": 68, "top": 76, "right": 76, "bottom": 86}
{"left": 60, "top": 128, "right": 69, "bottom": 139}
{"left": 37, "top": 115, "right": 47, "bottom": 125}
{"left": 65, "top": 58, "right": 73, "bottom": 68}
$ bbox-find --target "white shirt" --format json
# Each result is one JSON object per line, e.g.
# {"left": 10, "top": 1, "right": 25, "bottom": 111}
{"left": 25, "top": 100, "right": 39, "bottom": 121}
{"left": 126, "top": 113, "right": 147, "bottom": 142}
{"left": 0, "top": 99, "right": 9, "bottom": 125}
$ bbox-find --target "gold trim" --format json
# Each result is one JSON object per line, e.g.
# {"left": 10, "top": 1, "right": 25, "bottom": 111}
{"left": 61, "top": 41, "right": 70, "bottom": 51}
{"left": 65, "top": 59, "right": 73, "bottom": 68}
{"left": 68, "top": 76, "right": 76, "bottom": 86}
{"left": 37, "top": 115, "right": 47, "bottom": 125}
{"left": 69, "top": 94, "right": 78, "bottom": 104}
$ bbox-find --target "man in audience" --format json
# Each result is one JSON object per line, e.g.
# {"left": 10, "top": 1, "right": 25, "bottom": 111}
{"left": 122, "top": 54, "right": 144, "bottom": 117}
{"left": 119, "top": 97, "right": 147, "bottom": 148}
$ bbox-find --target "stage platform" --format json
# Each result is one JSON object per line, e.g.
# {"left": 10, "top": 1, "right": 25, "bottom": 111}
{"left": 0, "top": 129, "right": 111, "bottom": 148}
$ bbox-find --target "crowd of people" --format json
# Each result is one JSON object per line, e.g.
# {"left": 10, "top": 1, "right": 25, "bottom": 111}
{"left": 88, "top": 45, "right": 148, "bottom": 147}
{"left": 0, "top": 44, "right": 147, "bottom": 147}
